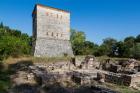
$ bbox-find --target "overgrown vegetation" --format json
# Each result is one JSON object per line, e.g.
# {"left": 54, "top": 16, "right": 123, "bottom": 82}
{"left": 0, "top": 22, "right": 31, "bottom": 60}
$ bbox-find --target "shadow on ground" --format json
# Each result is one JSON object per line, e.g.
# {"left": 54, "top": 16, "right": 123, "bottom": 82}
{"left": 8, "top": 60, "right": 33, "bottom": 73}
{"left": 1, "top": 60, "right": 121, "bottom": 93}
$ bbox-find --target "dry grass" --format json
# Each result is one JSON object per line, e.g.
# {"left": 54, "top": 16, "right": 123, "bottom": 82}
{"left": 4, "top": 56, "right": 32, "bottom": 65}
{"left": 96, "top": 56, "right": 129, "bottom": 63}
{"left": 75, "top": 55, "right": 130, "bottom": 63}
{"left": 4, "top": 56, "right": 71, "bottom": 66}
{"left": 32, "top": 56, "right": 71, "bottom": 63}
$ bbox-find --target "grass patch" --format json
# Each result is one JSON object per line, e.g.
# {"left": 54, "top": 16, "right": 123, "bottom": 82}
{"left": 5, "top": 56, "right": 71, "bottom": 65}
{"left": 96, "top": 56, "right": 129, "bottom": 63}
{"left": 75, "top": 55, "right": 130, "bottom": 63}
{"left": 0, "top": 62, "right": 11, "bottom": 93}
{"left": 91, "top": 80, "right": 140, "bottom": 93}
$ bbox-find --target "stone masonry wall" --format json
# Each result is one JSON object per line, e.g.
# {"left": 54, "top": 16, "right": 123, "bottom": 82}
{"left": 32, "top": 4, "right": 73, "bottom": 57}
{"left": 36, "top": 5, "right": 70, "bottom": 40}
{"left": 34, "top": 38, "right": 73, "bottom": 57}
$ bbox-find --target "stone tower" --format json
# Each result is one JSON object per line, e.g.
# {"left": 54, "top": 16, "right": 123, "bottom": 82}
{"left": 32, "top": 4, "right": 73, "bottom": 57}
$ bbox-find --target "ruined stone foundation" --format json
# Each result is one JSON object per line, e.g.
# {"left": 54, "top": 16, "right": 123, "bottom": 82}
{"left": 34, "top": 38, "right": 73, "bottom": 57}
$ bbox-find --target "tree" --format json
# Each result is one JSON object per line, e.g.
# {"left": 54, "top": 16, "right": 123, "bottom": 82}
{"left": 0, "top": 22, "right": 31, "bottom": 60}
{"left": 12, "top": 30, "right": 21, "bottom": 37}
{"left": 132, "top": 43, "right": 140, "bottom": 59}
{"left": 102, "top": 38, "right": 117, "bottom": 56}
{"left": 95, "top": 44, "right": 108, "bottom": 56}
{"left": 135, "top": 34, "right": 140, "bottom": 43}
{"left": 115, "top": 41, "right": 126, "bottom": 57}
{"left": 70, "top": 29, "right": 85, "bottom": 44}
{"left": 121, "top": 36, "right": 136, "bottom": 57}
{"left": 0, "top": 36, "right": 31, "bottom": 60}
{"left": 124, "top": 36, "right": 135, "bottom": 47}
{"left": 0, "top": 22, "right": 3, "bottom": 28}
{"left": 82, "top": 41, "right": 96, "bottom": 55}
{"left": 70, "top": 29, "right": 98, "bottom": 55}
{"left": 70, "top": 29, "right": 86, "bottom": 55}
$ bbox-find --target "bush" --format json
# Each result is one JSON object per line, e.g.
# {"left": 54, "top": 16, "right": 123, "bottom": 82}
{"left": 0, "top": 36, "right": 31, "bottom": 60}
{"left": 0, "top": 23, "right": 31, "bottom": 60}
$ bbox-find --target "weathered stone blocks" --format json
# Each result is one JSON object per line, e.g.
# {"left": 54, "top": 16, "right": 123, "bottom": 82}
{"left": 34, "top": 38, "right": 73, "bottom": 57}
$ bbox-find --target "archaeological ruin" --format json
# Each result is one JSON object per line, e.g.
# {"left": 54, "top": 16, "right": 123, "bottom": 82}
{"left": 32, "top": 4, "right": 73, "bottom": 57}
{"left": 10, "top": 55, "right": 140, "bottom": 93}
{"left": 35, "top": 57, "right": 140, "bottom": 89}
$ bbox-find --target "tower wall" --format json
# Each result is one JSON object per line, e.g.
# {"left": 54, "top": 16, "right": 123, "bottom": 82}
{"left": 32, "top": 4, "right": 73, "bottom": 57}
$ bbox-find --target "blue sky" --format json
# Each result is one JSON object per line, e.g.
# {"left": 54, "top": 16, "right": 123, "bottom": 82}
{"left": 0, "top": 0, "right": 140, "bottom": 44}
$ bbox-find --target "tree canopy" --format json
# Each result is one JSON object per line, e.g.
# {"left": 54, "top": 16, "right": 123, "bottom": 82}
{"left": 0, "top": 23, "right": 31, "bottom": 60}
{"left": 70, "top": 29, "right": 140, "bottom": 59}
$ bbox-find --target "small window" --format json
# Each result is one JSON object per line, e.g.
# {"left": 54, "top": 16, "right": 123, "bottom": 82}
{"left": 61, "top": 34, "right": 63, "bottom": 37}
{"left": 46, "top": 32, "right": 48, "bottom": 35}
{"left": 52, "top": 32, "right": 53, "bottom": 36}
{"left": 57, "top": 33, "right": 58, "bottom": 36}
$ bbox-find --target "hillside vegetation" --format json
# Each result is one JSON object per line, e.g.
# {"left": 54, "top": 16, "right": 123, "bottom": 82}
{"left": 0, "top": 22, "right": 31, "bottom": 60}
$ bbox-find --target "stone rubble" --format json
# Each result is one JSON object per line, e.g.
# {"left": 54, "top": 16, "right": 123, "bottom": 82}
{"left": 31, "top": 57, "right": 140, "bottom": 88}
{"left": 10, "top": 56, "right": 140, "bottom": 93}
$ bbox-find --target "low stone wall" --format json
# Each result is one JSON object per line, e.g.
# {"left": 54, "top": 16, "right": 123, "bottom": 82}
{"left": 104, "top": 72, "right": 140, "bottom": 86}
{"left": 72, "top": 70, "right": 98, "bottom": 85}
{"left": 104, "top": 72, "right": 131, "bottom": 86}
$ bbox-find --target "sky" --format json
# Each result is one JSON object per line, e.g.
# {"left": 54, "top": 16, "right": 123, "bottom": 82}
{"left": 0, "top": 0, "right": 140, "bottom": 44}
